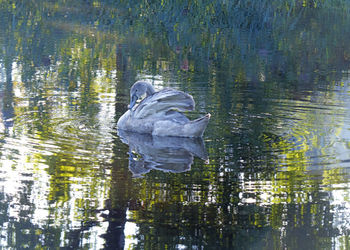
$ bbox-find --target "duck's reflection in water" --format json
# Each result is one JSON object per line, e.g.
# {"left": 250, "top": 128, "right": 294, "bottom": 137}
{"left": 118, "top": 130, "right": 208, "bottom": 177}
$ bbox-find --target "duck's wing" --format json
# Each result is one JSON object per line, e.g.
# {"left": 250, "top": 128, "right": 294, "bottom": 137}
{"left": 133, "top": 88, "right": 195, "bottom": 119}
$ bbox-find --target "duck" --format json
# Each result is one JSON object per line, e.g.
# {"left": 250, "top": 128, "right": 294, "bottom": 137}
{"left": 117, "top": 81, "right": 210, "bottom": 137}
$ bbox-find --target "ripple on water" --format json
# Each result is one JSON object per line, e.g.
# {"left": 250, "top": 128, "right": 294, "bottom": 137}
{"left": 0, "top": 91, "right": 116, "bottom": 168}
{"left": 264, "top": 92, "right": 350, "bottom": 168}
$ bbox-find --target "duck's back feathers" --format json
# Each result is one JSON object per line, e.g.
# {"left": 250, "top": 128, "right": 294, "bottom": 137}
{"left": 132, "top": 89, "right": 194, "bottom": 119}
{"left": 153, "top": 113, "right": 210, "bottom": 137}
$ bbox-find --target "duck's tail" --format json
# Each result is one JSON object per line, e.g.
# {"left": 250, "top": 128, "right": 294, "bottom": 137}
{"left": 184, "top": 113, "right": 211, "bottom": 137}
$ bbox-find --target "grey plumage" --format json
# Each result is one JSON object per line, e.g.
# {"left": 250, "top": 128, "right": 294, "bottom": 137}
{"left": 117, "top": 81, "right": 210, "bottom": 137}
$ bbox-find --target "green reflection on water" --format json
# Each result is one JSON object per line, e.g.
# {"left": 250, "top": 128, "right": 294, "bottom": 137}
{"left": 0, "top": 0, "right": 350, "bottom": 249}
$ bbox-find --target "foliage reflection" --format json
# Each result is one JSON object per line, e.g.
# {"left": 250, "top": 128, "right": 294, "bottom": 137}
{"left": 0, "top": 0, "right": 349, "bottom": 249}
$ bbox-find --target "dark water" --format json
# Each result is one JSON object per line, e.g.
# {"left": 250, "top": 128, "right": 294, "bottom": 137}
{"left": 1, "top": 1, "right": 350, "bottom": 249}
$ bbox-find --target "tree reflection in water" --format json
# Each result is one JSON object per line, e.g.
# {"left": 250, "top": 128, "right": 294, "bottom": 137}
{"left": 0, "top": 0, "right": 349, "bottom": 249}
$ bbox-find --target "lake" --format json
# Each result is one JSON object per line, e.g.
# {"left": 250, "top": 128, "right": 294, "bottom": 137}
{"left": 0, "top": 1, "right": 350, "bottom": 249}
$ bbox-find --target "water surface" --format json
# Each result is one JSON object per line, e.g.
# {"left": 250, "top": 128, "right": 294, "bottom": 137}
{"left": 0, "top": 1, "right": 350, "bottom": 249}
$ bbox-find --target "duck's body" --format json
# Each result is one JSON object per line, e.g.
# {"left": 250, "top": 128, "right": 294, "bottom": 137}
{"left": 117, "top": 81, "right": 210, "bottom": 137}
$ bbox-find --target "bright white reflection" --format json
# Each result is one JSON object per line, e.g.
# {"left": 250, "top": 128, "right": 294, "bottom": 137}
{"left": 0, "top": 62, "right": 5, "bottom": 82}
{"left": 124, "top": 209, "right": 139, "bottom": 249}
{"left": 330, "top": 183, "right": 350, "bottom": 249}
{"left": 12, "top": 62, "right": 22, "bottom": 83}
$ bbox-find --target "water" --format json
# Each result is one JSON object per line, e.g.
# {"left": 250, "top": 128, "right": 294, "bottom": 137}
{"left": 1, "top": 1, "right": 350, "bottom": 249}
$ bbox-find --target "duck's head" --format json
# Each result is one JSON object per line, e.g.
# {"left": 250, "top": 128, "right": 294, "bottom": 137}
{"left": 129, "top": 81, "right": 155, "bottom": 110}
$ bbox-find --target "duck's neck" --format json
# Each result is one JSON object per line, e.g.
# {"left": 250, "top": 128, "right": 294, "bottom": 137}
{"left": 145, "top": 83, "right": 155, "bottom": 96}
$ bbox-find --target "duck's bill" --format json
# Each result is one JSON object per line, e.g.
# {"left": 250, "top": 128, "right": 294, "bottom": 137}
{"left": 128, "top": 94, "right": 138, "bottom": 109}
